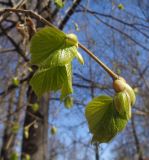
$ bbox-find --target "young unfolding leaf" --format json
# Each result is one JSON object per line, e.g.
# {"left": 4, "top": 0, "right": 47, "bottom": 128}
{"left": 30, "top": 27, "right": 84, "bottom": 98}
{"left": 85, "top": 95, "right": 128, "bottom": 143}
{"left": 113, "top": 78, "right": 136, "bottom": 106}
{"left": 24, "top": 127, "right": 29, "bottom": 139}
{"left": 30, "top": 66, "right": 67, "bottom": 97}
{"left": 40, "top": 46, "right": 77, "bottom": 68}
{"left": 64, "top": 96, "right": 73, "bottom": 109}
{"left": 118, "top": 3, "right": 124, "bottom": 10}
{"left": 65, "top": 33, "right": 78, "bottom": 47}
{"left": 30, "top": 27, "right": 66, "bottom": 66}
{"left": 51, "top": 126, "right": 57, "bottom": 135}
{"left": 31, "top": 103, "right": 39, "bottom": 112}
{"left": 12, "top": 77, "right": 19, "bottom": 87}
{"left": 54, "top": 0, "right": 65, "bottom": 8}
{"left": 114, "top": 91, "right": 131, "bottom": 120}
{"left": 125, "top": 83, "right": 136, "bottom": 106}
{"left": 60, "top": 63, "right": 73, "bottom": 100}
{"left": 75, "top": 51, "right": 84, "bottom": 64}
{"left": 22, "top": 154, "right": 31, "bottom": 160}
{"left": 12, "top": 122, "right": 20, "bottom": 133}
{"left": 10, "top": 152, "right": 19, "bottom": 160}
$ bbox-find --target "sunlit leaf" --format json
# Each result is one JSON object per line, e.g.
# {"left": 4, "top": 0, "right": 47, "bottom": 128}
{"left": 24, "top": 127, "right": 29, "bottom": 139}
{"left": 64, "top": 96, "right": 73, "bottom": 109}
{"left": 41, "top": 46, "right": 77, "bottom": 68}
{"left": 114, "top": 91, "right": 131, "bottom": 120}
{"left": 60, "top": 63, "right": 73, "bottom": 100}
{"left": 75, "top": 51, "right": 84, "bottom": 64}
{"left": 12, "top": 77, "right": 19, "bottom": 86}
{"left": 30, "top": 27, "right": 66, "bottom": 65}
{"left": 12, "top": 122, "right": 20, "bottom": 133}
{"left": 85, "top": 95, "right": 128, "bottom": 143}
{"left": 31, "top": 103, "right": 39, "bottom": 112}
{"left": 22, "top": 154, "right": 30, "bottom": 160}
{"left": 30, "top": 27, "right": 83, "bottom": 98}
{"left": 65, "top": 33, "right": 78, "bottom": 47}
{"left": 51, "top": 126, "right": 57, "bottom": 135}
{"left": 73, "top": 22, "right": 80, "bottom": 31}
{"left": 118, "top": 3, "right": 124, "bottom": 10}
{"left": 54, "top": 0, "right": 65, "bottom": 8}
{"left": 30, "top": 66, "right": 67, "bottom": 97}
{"left": 10, "top": 152, "right": 18, "bottom": 160}
{"left": 125, "top": 83, "right": 136, "bottom": 106}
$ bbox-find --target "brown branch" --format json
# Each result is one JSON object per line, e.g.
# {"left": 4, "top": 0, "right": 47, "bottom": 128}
{"left": 93, "top": 15, "right": 149, "bottom": 52}
{"left": 0, "top": 8, "right": 118, "bottom": 79}
{"left": 0, "top": 0, "right": 27, "bottom": 22}
{"left": 0, "top": 48, "right": 15, "bottom": 54}
{"left": 0, "top": 25, "right": 29, "bottom": 61}
{"left": 78, "top": 43, "right": 118, "bottom": 79}
{"left": 0, "top": 72, "right": 33, "bottom": 96}
{"left": 77, "top": 7, "right": 149, "bottom": 38}
{"left": 0, "top": 8, "right": 55, "bottom": 27}
{"left": 59, "top": 0, "right": 82, "bottom": 30}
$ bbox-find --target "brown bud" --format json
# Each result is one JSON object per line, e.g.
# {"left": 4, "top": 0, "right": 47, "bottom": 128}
{"left": 113, "top": 79, "right": 126, "bottom": 92}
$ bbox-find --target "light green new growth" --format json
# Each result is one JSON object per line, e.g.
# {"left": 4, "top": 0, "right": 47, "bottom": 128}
{"left": 85, "top": 95, "right": 128, "bottom": 143}
{"left": 30, "top": 26, "right": 135, "bottom": 144}
{"left": 30, "top": 27, "right": 84, "bottom": 98}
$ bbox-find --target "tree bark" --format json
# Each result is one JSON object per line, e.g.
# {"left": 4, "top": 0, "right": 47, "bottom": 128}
{"left": 0, "top": 92, "right": 15, "bottom": 160}
{"left": 21, "top": 89, "right": 50, "bottom": 160}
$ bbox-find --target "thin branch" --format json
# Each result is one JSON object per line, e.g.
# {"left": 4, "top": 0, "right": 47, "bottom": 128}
{"left": 78, "top": 43, "right": 118, "bottom": 79}
{"left": 0, "top": 8, "right": 55, "bottom": 27}
{"left": 0, "top": 0, "right": 27, "bottom": 22}
{"left": 93, "top": 15, "right": 149, "bottom": 52}
{"left": 77, "top": 7, "right": 149, "bottom": 36}
{"left": 0, "top": 24, "right": 29, "bottom": 61}
{"left": 0, "top": 48, "right": 15, "bottom": 54}
{"left": 59, "top": 0, "right": 82, "bottom": 30}
{"left": 0, "top": 8, "right": 118, "bottom": 79}
{"left": 0, "top": 72, "right": 32, "bottom": 96}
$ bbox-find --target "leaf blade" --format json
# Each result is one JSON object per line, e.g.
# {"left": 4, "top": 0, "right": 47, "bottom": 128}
{"left": 85, "top": 95, "right": 128, "bottom": 143}
{"left": 30, "top": 27, "right": 66, "bottom": 65}
{"left": 30, "top": 66, "right": 67, "bottom": 97}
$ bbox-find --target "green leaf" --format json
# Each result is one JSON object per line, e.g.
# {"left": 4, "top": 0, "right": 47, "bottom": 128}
{"left": 24, "top": 127, "right": 29, "bottom": 139}
{"left": 30, "top": 66, "right": 67, "bottom": 97}
{"left": 22, "top": 154, "right": 30, "bottom": 160}
{"left": 54, "top": 0, "right": 64, "bottom": 8}
{"left": 73, "top": 22, "right": 80, "bottom": 31}
{"left": 75, "top": 51, "right": 84, "bottom": 64}
{"left": 64, "top": 96, "right": 73, "bottom": 109}
{"left": 12, "top": 77, "right": 19, "bottom": 86}
{"left": 51, "top": 126, "right": 57, "bottom": 135}
{"left": 85, "top": 95, "right": 128, "bottom": 143}
{"left": 31, "top": 103, "right": 39, "bottom": 112}
{"left": 30, "top": 27, "right": 66, "bottom": 66}
{"left": 41, "top": 46, "right": 77, "bottom": 68}
{"left": 12, "top": 123, "right": 20, "bottom": 133}
{"left": 10, "top": 152, "right": 19, "bottom": 160}
{"left": 118, "top": 3, "right": 124, "bottom": 10}
{"left": 60, "top": 63, "right": 73, "bottom": 100}
{"left": 114, "top": 91, "right": 131, "bottom": 120}
{"left": 65, "top": 33, "right": 78, "bottom": 47}
{"left": 125, "top": 83, "right": 136, "bottom": 106}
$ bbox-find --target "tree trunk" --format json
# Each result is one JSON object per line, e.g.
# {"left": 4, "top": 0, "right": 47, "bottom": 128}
{"left": 0, "top": 92, "right": 15, "bottom": 160}
{"left": 21, "top": 89, "right": 50, "bottom": 160}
